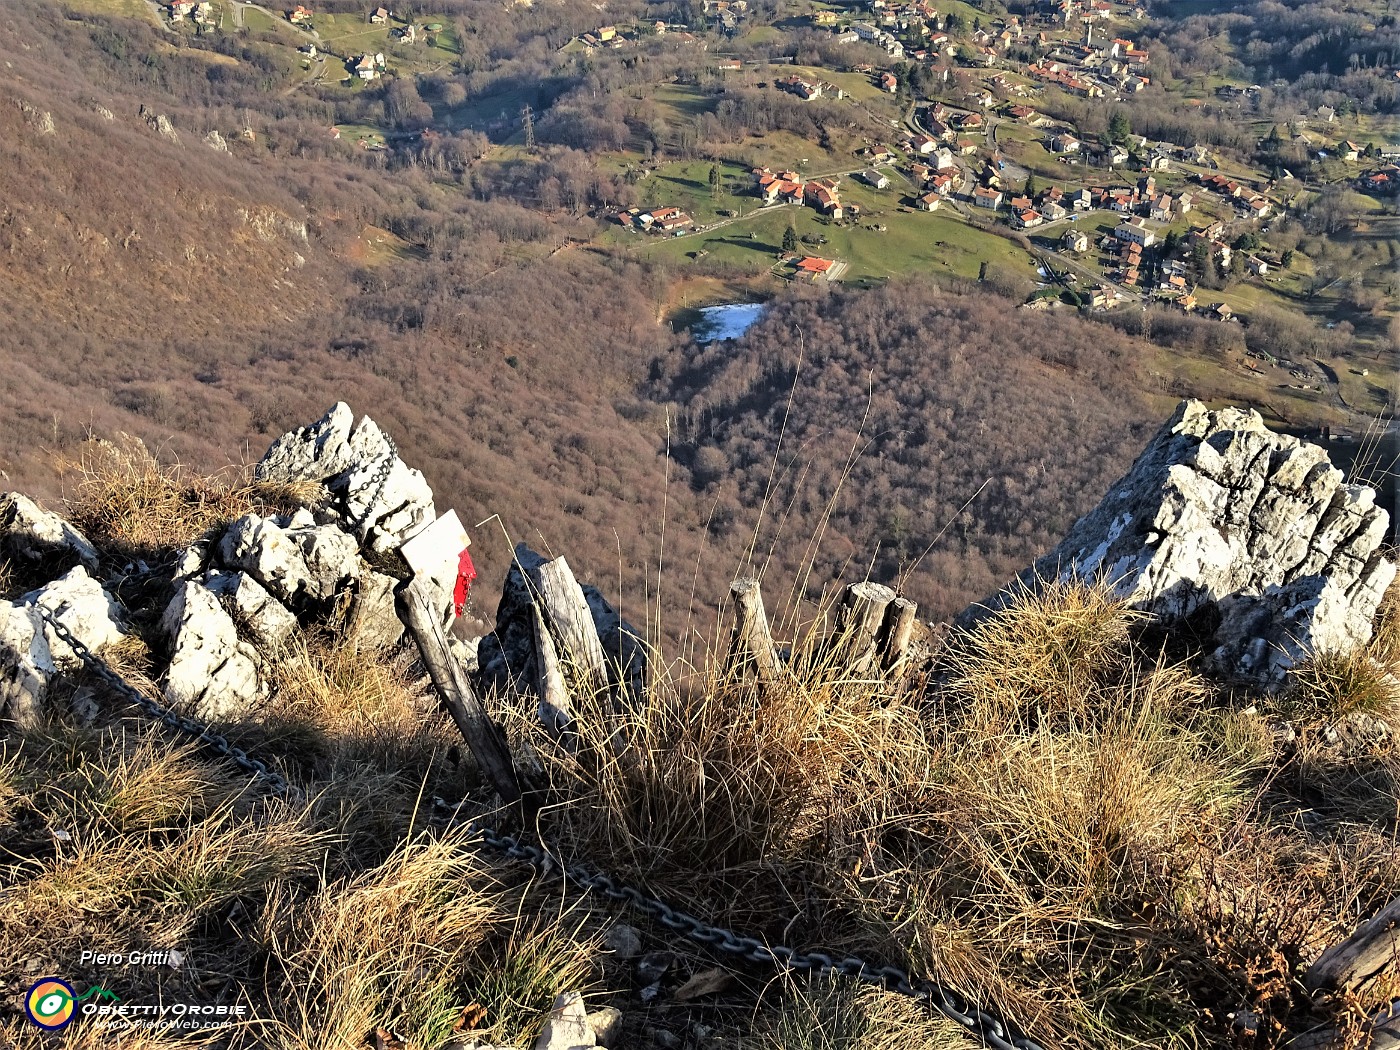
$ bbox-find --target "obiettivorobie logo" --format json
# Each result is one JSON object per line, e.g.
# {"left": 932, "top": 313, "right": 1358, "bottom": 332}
{"left": 25, "top": 979, "right": 78, "bottom": 1031}
{"left": 25, "top": 976, "right": 247, "bottom": 1032}
{"left": 24, "top": 980, "right": 123, "bottom": 1030}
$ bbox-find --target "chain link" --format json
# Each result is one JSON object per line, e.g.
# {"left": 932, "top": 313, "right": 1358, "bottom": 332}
{"left": 467, "top": 822, "right": 1046, "bottom": 1050}
{"left": 348, "top": 435, "right": 399, "bottom": 532}
{"left": 36, "top": 607, "right": 301, "bottom": 804}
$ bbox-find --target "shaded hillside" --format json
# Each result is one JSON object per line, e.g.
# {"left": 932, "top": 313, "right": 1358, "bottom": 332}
{"left": 0, "top": 4, "right": 685, "bottom": 633}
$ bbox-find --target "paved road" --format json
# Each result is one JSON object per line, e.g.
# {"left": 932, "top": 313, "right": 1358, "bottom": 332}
{"left": 143, "top": 0, "right": 174, "bottom": 29}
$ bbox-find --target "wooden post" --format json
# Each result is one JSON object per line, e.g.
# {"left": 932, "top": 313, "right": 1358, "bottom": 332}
{"left": 531, "top": 604, "right": 573, "bottom": 740}
{"left": 1288, "top": 1004, "right": 1400, "bottom": 1048}
{"left": 1305, "top": 895, "right": 1400, "bottom": 1002}
{"left": 397, "top": 574, "right": 523, "bottom": 804}
{"left": 833, "top": 581, "right": 896, "bottom": 675}
{"left": 526, "top": 554, "right": 607, "bottom": 685}
{"left": 877, "top": 596, "right": 919, "bottom": 670}
{"left": 727, "top": 578, "right": 780, "bottom": 680}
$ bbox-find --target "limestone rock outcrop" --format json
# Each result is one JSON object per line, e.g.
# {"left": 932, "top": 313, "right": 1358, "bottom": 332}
{"left": 0, "top": 492, "right": 100, "bottom": 572}
{"left": 0, "top": 568, "right": 128, "bottom": 725}
{"left": 162, "top": 578, "right": 267, "bottom": 720}
{"left": 204, "top": 570, "right": 299, "bottom": 652}
{"left": 256, "top": 402, "right": 435, "bottom": 554}
{"left": 962, "top": 400, "right": 1395, "bottom": 689}
{"left": 217, "top": 510, "right": 363, "bottom": 612}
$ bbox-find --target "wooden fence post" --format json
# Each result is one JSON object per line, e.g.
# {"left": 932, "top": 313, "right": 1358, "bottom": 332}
{"left": 878, "top": 596, "right": 919, "bottom": 670}
{"left": 1305, "top": 895, "right": 1400, "bottom": 999}
{"left": 398, "top": 574, "right": 523, "bottom": 804}
{"left": 531, "top": 604, "right": 573, "bottom": 740}
{"left": 526, "top": 553, "right": 608, "bottom": 688}
{"left": 727, "top": 578, "right": 780, "bottom": 680}
{"left": 833, "top": 581, "right": 896, "bottom": 675}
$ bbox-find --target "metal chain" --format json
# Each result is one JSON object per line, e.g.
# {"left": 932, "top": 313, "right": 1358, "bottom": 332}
{"left": 468, "top": 822, "right": 1046, "bottom": 1050}
{"left": 36, "top": 607, "right": 301, "bottom": 804}
{"left": 348, "top": 435, "right": 399, "bottom": 531}
{"left": 34, "top": 584, "right": 1039, "bottom": 1050}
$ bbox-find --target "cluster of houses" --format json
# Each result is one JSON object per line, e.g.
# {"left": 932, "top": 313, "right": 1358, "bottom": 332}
{"left": 804, "top": 0, "right": 1154, "bottom": 104}
{"left": 566, "top": 21, "right": 697, "bottom": 53}
{"left": 578, "top": 25, "right": 631, "bottom": 50}
{"left": 973, "top": 174, "right": 1193, "bottom": 229}
{"left": 1192, "top": 172, "right": 1275, "bottom": 220}
{"left": 1027, "top": 32, "right": 1148, "bottom": 96}
{"left": 775, "top": 75, "right": 847, "bottom": 101}
{"left": 168, "top": 0, "right": 213, "bottom": 24}
{"left": 1101, "top": 215, "right": 1267, "bottom": 308}
{"left": 753, "top": 168, "right": 848, "bottom": 220}
{"left": 704, "top": 0, "right": 748, "bottom": 34}
{"left": 1352, "top": 146, "right": 1400, "bottom": 194}
{"left": 614, "top": 206, "right": 694, "bottom": 233}
{"left": 1360, "top": 164, "right": 1400, "bottom": 194}
{"left": 351, "top": 52, "right": 387, "bottom": 80}
{"left": 841, "top": 21, "right": 906, "bottom": 59}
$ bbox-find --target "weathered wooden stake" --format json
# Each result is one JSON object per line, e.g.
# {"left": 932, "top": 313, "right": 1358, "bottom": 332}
{"left": 1305, "top": 894, "right": 1400, "bottom": 1001}
{"left": 527, "top": 554, "right": 608, "bottom": 685}
{"left": 727, "top": 578, "right": 780, "bottom": 680}
{"left": 877, "top": 596, "right": 919, "bottom": 670}
{"left": 398, "top": 574, "right": 523, "bottom": 804}
{"left": 834, "top": 581, "right": 896, "bottom": 675}
{"left": 531, "top": 603, "right": 573, "bottom": 740}
{"left": 1288, "top": 1005, "right": 1400, "bottom": 1048}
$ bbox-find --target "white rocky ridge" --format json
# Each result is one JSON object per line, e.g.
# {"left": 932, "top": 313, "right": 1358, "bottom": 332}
{"left": 961, "top": 399, "right": 1395, "bottom": 689}
{"left": 162, "top": 577, "right": 267, "bottom": 720}
{"left": 0, "top": 491, "right": 101, "bottom": 571}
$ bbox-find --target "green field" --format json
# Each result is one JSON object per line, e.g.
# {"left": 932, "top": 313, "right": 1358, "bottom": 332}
{"left": 314, "top": 10, "right": 395, "bottom": 55}
{"left": 628, "top": 179, "right": 1042, "bottom": 287}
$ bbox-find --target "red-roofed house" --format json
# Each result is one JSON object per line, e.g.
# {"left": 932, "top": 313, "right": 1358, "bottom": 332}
{"left": 796, "top": 256, "right": 837, "bottom": 280}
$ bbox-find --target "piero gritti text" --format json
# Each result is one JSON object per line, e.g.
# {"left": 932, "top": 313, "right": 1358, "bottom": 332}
{"left": 79, "top": 949, "right": 185, "bottom": 968}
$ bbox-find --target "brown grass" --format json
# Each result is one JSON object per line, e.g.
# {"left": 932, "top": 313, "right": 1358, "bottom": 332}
{"left": 55, "top": 434, "right": 321, "bottom": 560}
{"left": 3, "top": 486, "right": 1399, "bottom": 1050}
{"left": 506, "top": 579, "right": 1400, "bottom": 1046}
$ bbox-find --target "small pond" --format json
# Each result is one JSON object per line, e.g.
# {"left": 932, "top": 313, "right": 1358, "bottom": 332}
{"left": 690, "top": 302, "right": 767, "bottom": 343}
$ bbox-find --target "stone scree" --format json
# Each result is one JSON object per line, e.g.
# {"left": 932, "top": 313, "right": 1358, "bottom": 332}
{"left": 961, "top": 399, "right": 1395, "bottom": 690}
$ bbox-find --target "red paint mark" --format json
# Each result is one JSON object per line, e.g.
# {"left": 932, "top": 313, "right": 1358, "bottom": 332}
{"left": 453, "top": 548, "right": 477, "bottom": 617}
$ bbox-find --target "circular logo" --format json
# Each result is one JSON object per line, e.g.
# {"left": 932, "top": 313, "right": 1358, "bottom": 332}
{"left": 26, "top": 978, "right": 77, "bottom": 1030}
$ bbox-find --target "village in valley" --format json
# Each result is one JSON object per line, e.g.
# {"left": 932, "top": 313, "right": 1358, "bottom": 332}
{"left": 585, "top": 1, "right": 1397, "bottom": 329}
{"left": 101, "top": 0, "right": 1400, "bottom": 413}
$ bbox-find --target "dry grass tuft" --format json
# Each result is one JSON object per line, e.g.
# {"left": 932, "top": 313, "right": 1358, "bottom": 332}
{"left": 518, "top": 580, "right": 1374, "bottom": 1046}
{"left": 255, "top": 828, "right": 598, "bottom": 1050}
{"left": 1367, "top": 567, "right": 1400, "bottom": 669}
{"left": 741, "top": 975, "right": 968, "bottom": 1050}
{"left": 1284, "top": 647, "right": 1399, "bottom": 721}
{"left": 0, "top": 721, "right": 325, "bottom": 978}
{"left": 57, "top": 434, "right": 321, "bottom": 559}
